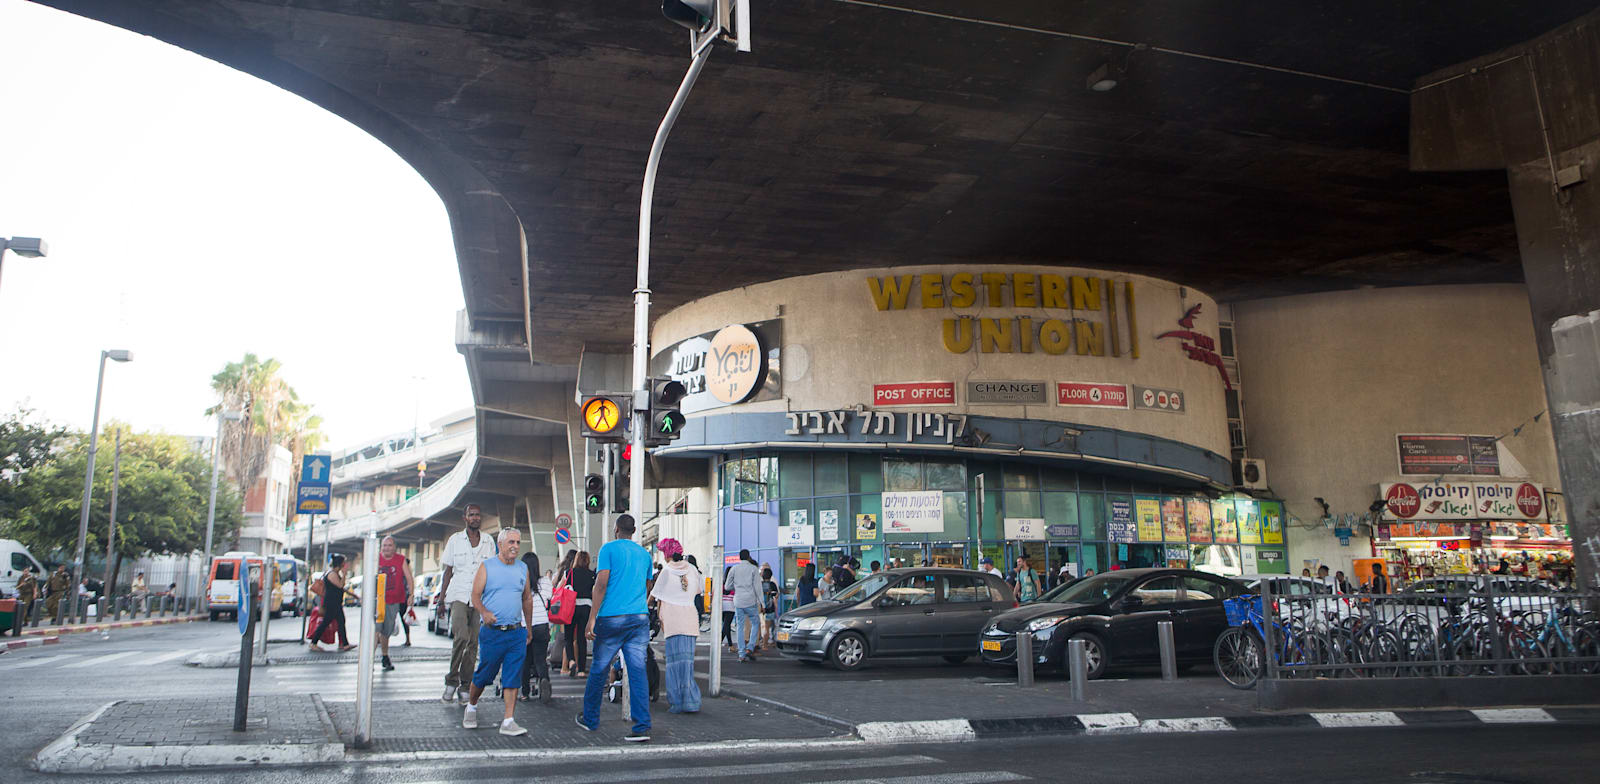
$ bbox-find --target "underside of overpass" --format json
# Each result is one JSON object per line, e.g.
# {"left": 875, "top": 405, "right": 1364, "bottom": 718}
{"left": 33, "top": 1, "right": 1600, "bottom": 573}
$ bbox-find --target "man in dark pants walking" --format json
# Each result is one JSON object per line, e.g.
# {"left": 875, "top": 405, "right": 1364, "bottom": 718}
{"left": 438, "top": 504, "right": 497, "bottom": 703}
{"left": 576, "top": 514, "right": 653, "bottom": 742}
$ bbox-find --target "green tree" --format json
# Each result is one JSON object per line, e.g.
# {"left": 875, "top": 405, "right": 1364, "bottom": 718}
{"left": 208, "top": 354, "right": 325, "bottom": 495}
{"left": 0, "top": 406, "right": 68, "bottom": 524}
{"left": 2, "top": 420, "right": 243, "bottom": 587}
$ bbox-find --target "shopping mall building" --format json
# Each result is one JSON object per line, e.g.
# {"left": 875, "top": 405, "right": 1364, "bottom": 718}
{"left": 642, "top": 266, "right": 1571, "bottom": 600}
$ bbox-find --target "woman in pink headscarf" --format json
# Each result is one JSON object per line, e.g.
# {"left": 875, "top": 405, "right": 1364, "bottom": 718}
{"left": 648, "top": 538, "right": 703, "bottom": 713}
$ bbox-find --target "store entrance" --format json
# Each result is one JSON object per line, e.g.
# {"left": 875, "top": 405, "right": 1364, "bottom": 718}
{"left": 1120, "top": 543, "right": 1165, "bottom": 569}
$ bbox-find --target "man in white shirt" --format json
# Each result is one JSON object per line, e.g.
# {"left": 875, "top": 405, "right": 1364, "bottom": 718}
{"left": 438, "top": 504, "right": 498, "bottom": 703}
{"left": 727, "top": 551, "right": 762, "bottom": 662}
{"left": 977, "top": 557, "right": 1002, "bottom": 578}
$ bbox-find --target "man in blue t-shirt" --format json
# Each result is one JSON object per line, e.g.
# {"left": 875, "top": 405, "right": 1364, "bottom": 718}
{"left": 576, "top": 514, "right": 653, "bottom": 741}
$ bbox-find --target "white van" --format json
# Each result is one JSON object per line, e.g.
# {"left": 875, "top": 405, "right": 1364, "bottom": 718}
{"left": 1, "top": 539, "right": 46, "bottom": 597}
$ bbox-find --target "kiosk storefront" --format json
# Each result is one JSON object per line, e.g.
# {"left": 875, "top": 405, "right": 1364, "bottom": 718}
{"left": 1377, "top": 480, "right": 1573, "bottom": 584}
{"left": 650, "top": 264, "right": 1250, "bottom": 606}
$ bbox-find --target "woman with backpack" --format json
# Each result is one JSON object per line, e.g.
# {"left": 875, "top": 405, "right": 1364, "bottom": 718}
{"left": 517, "top": 551, "right": 554, "bottom": 703}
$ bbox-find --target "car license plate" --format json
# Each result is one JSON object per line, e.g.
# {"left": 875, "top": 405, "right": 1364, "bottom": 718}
{"left": 776, "top": 631, "right": 790, "bottom": 642}
{"left": 982, "top": 640, "right": 1003, "bottom": 652}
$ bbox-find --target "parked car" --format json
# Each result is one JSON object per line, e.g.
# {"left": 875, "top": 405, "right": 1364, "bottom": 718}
{"left": 429, "top": 581, "right": 451, "bottom": 636}
{"left": 1390, "top": 575, "right": 1560, "bottom": 619}
{"left": 979, "top": 568, "right": 1246, "bottom": 679}
{"left": 413, "top": 570, "right": 442, "bottom": 607}
{"left": 773, "top": 568, "right": 1014, "bottom": 670}
{"left": 1, "top": 539, "right": 46, "bottom": 598}
{"left": 1239, "top": 573, "right": 1353, "bottom": 622}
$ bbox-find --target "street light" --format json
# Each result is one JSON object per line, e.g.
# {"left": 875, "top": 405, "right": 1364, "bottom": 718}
{"left": 71, "top": 349, "right": 133, "bottom": 619}
{"left": 0, "top": 236, "right": 49, "bottom": 294}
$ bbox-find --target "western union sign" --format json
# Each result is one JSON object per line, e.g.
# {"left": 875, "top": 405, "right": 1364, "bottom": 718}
{"left": 867, "top": 272, "right": 1139, "bottom": 358}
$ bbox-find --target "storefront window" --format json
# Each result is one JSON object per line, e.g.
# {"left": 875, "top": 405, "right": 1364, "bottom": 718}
{"left": 815, "top": 496, "right": 848, "bottom": 545}
{"left": 883, "top": 458, "right": 923, "bottom": 491}
{"left": 942, "top": 492, "right": 970, "bottom": 540}
{"left": 925, "top": 459, "right": 966, "bottom": 490}
{"left": 851, "top": 494, "right": 882, "bottom": 546}
{"left": 1004, "top": 465, "right": 1040, "bottom": 489}
{"left": 779, "top": 498, "right": 812, "bottom": 538}
{"left": 731, "top": 458, "right": 766, "bottom": 508}
{"left": 1080, "top": 543, "right": 1107, "bottom": 575}
{"left": 1079, "top": 494, "right": 1106, "bottom": 540}
{"left": 1043, "top": 492, "right": 1078, "bottom": 528}
{"left": 1004, "top": 490, "right": 1041, "bottom": 518}
{"left": 1041, "top": 466, "right": 1077, "bottom": 491}
{"left": 779, "top": 453, "right": 812, "bottom": 499}
{"left": 814, "top": 454, "right": 847, "bottom": 495}
{"left": 849, "top": 453, "right": 883, "bottom": 493}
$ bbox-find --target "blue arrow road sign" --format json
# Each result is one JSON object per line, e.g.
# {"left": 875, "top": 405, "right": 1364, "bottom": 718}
{"left": 300, "top": 454, "right": 332, "bottom": 486}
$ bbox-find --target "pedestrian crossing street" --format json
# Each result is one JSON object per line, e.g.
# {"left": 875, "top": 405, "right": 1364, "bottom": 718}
{"left": 373, "top": 753, "right": 1030, "bottom": 783}
{"left": 0, "top": 648, "right": 198, "bottom": 670}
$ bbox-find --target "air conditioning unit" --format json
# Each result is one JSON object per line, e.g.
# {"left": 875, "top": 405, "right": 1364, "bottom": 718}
{"left": 1239, "top": 458, "right": 1268, "bottom": 490}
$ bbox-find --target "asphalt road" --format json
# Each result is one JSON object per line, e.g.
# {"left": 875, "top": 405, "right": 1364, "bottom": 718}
{"left": 3, "top": 622, "right": 1597, "bottom": 784}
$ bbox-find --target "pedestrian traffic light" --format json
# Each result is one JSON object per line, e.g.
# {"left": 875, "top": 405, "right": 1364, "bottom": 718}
{"left": 646, "top": 377, "right": 688, "bottom": 447}
{"left": 580, "top": 395, "right": 628, "bottom": 442}
{"left": 583, "top": 474, "right": 605, "bottom": 513}
{"left": 613, "top": 461, "right": 631, "bottom": 515}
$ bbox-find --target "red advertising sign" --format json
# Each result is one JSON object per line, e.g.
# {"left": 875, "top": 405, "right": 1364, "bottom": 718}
{"left": 1384, "top": 483, "right": 1421, "bottom": 519}
{"left": 1515, "top": 482, "right": 1544, "bottom": 519}
{"left": 1057, "top": 382, "right": 1129, "bottom": 408}
{"left": 873, "top": 381, "right": 955, "bottom": 406}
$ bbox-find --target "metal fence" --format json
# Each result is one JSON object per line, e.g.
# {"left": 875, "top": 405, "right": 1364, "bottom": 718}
{"left": 1217, "top": 580, "right": 1600, "bottom": 685}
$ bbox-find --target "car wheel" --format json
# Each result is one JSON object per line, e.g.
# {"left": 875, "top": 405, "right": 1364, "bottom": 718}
{"left": 828, "top": 632, "right": 868, "bottom": 671}
{"left": 209, "top": 610, "right": 220, "bottom": 622}
{"left": 1065, "top": 632, "right": 1107, "bottom": 680}
{"left": 942, "top": 654, "right": 970, "bottom": 664}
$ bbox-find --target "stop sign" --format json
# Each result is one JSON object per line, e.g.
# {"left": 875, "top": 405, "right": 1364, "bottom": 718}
{"left": 1385, "top": 483, "right": 1421, "bottom": 519}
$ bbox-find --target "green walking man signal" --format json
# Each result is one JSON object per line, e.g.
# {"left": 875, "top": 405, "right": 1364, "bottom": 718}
{"left": 647, "top": 377, "right": 688, "bottom": 446}
{"left": 583, "top": 474, "right": 605, "bottom": 513}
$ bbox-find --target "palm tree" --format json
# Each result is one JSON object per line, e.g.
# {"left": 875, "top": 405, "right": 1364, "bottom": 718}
{"left": 208, "top": 354, "right": 324, "bottom": 492}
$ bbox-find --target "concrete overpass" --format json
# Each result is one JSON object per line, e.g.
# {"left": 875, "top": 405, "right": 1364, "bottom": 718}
{"left": 32, "top": 1, "right": 1600, "bottom": 578}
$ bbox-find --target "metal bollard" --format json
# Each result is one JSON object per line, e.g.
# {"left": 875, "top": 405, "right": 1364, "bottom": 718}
{"left": 1158, "top": 620, "right": 1177, "bottom": 681}
{"left": 1067, "top": 638, "right": 1088, "bottom": 702}
{"left": 1016, "top": 632, "right": 1035, "bottom": 687}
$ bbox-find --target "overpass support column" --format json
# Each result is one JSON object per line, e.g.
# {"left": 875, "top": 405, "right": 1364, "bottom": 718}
{"left": 1412, "top": 10, "right": 1600, "bottom": 589}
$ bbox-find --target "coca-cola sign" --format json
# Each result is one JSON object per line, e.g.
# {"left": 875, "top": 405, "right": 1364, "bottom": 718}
{"left": 1515, "top": 483, "right": 1544, "bottom": 519}
{"left": 1384, "top": 483, "right": 1421, "bottom": 519}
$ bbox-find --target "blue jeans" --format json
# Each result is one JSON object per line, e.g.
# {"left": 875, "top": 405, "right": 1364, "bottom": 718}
{"left": 663, "top": 633, "right": 701, "bottom": 713}
{"left": 580, "top": 614, "right": 650, "bottom": 733}
{"left": 734, "top": 605, "right": 760, "bottom": 657}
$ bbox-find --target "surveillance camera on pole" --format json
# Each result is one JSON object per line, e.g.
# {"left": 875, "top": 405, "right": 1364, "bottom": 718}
{"left": 662, "top": 0, "right": 750, "bottom": 53}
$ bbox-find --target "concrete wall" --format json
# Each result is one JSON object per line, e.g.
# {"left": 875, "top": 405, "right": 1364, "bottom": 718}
{"left": 1233, "top": 284, "right": 1561, "bottom": 573}
{"left": 651, "top": 264, "right": 1231, "bottom": 459}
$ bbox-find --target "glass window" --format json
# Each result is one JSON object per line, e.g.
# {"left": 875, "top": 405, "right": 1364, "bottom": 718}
{"left": 1004, "top": 491, "right": 1040, "bottom": 518}
{"left": 968, "top": 462, "right": 1002, "bottom": 491}
{"left": 1041, "top": 467, "right": 1076, "bottom": 491}
{"left": 1219, "top": 325, "right": 1235, "bottom": 358}
{"left": 942, "top": 492, "right": 970, "bottom": 539}
{"left": 833, "top": 572, "right": 893, "bottom": 603}
{"left": 1039, "top": 572, "right": 1131, "bottom": 603}
{"left": 1225, "top": 389, "right": 1241, "bottom": 420}
{"left": 1042, "top": 492, "right": 1078, "bottom": 527}
{"left": 760, "top": 454, "right": 779, "bottom": 492}
{"left": 849, "top": 453, "right": 883, "bottom": 493}
{"left": 814, "top": 453, "right": 847, "bottom": 495}
{"left": 732, "top": 457, "right": 766, "bottom": 507}
{"left": 883, "top": 574, "right": 938, "bottom": 606}
{"left": 11, "top": 553, "right": 29, "bottom": 571}
{"left": 215, "top": 562, "right": 237, "bottom": 580}
{"left": 779, "top": 453, "right": 812, "bottom": 499}
{"left": 943, "top": 574, "right": 992, "bottom": 604}
{"left": 851, "top": 494, "right": 882, "bottom": 544}
{"left": 779, "top": 498, "right": 812, "bottom": 535}
{"left": 924, "top": 460, "right": 966, "bottom": 490}
{"left": 815, "top": 496, "right": 847, "bottom": 544}
{"left": 1132, "top": 575, "right": 1182, "bottom": 604}
{"left": 1103, "top": 477, "right": 1132, "bottom": 494}
{"left": 1183, "top": 575, "right": 1232, "bottom": 601}
{"left": 883, "top": 458, "right": 922, "bottom": 491}
{"left": 1078, "top": 494, "right": 1105, "bottom": 540}
{"left": 1004, "top": 464, "right": 1039, "bottom": 489}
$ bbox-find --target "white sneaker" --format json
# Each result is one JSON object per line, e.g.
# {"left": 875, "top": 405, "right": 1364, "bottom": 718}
{"left": 462, "top": 705, "right": 478, "bottom": 729}
{"left": 499, "top": 718, "right": 527, "bottom": 737}
{"left": 442, "top": 686, "right": 457, "bottom": 704}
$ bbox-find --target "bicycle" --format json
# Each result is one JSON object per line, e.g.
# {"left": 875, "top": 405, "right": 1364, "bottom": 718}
{"left": 1214, "top": 594, "right": 1328, "bottom": 689}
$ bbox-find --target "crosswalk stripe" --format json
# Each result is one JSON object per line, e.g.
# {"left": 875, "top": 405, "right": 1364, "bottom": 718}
{"left": 1, "top": 654, "right": 76, "bottom": 669}
{"left": 811, "top": 774, "right": 1028, "bottom": 784}
{"left": 60, "top": 651, "right": 141, "bottom": 669}
{"left": 141, "top": 649, "right": 197, "bottom": 665}
{"left": 400, "top": 754, "right": 942, "bottom": 784}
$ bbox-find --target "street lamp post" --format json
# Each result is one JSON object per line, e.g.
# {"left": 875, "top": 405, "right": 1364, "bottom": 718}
{"left": 0, "top": 236, "right": 49, "bottom": 294}
{"left": 202, "top": 409, "right": 244, "bottom": 576}
{"left": 72, "top": 349, "right": 133, "bottom": 619}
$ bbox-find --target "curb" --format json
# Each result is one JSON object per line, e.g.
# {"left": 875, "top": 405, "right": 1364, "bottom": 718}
{"left": 3, "top": 635, "right": 60, "bottom": 651}
{"left": 30, "top": 698, "right": 346, "bottom": 774}
{"left": 23, "top": 615, "right": 206, "bottom": 636}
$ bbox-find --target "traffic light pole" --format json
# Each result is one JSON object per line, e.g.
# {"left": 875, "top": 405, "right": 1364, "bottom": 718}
{"left": 629, "top": 40, "right": 713, "bottom": 532}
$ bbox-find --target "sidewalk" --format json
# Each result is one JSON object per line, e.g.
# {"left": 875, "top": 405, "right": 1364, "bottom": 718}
{"left": 2, "top": 635, "right": 59, "bottom": 651}
{"left": 19, "top": 613, "right": 205, "bottom": 636}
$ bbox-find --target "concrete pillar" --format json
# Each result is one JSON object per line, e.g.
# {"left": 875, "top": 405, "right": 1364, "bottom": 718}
{"left": 1411, "top": 9, "right": 1600, "bottom": 588}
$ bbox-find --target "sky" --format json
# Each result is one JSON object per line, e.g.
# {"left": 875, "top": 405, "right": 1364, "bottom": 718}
{"left": 0, "top": 0, "right": 472, "bottom": 449}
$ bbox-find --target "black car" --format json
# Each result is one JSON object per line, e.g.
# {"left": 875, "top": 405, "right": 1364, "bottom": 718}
{"left": 774, "top": 568, "right": 1015, "bottom": 670}
{"left": 979, "top": 568, "right": 1245, "bottom": 679}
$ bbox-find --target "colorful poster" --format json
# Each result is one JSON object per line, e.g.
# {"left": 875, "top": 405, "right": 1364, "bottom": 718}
{"left": 1212, "top": 499, "right": 1238, "bottom": 543}
{"left": 882, "top": 491, "right": 944, "bottom": 533}
{"left": 855, "top": 513, "right": 878, "bottom": 540}
{"left": 1161, "top": 497, "right": 1187, "bottom": 542}
{"left": 1107, "top": 499, "right": 1136, "bottom": 543}
{"left": 1260, "top": 501, "right": 1284, "bottom": 545}
{"left": 1237, "top": 498, "right": 1261, "bottom": 544}
{"left": 1186, "top": 498, "right": 1212, "bottom": 543}
{"left": 819, "top": 509, "right": 840, "bottom": 541}
{"left": 1135, "top": 499, "right": 1163, "bottom": 542}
